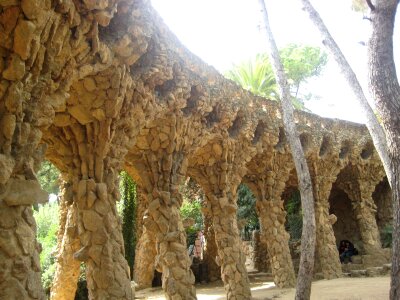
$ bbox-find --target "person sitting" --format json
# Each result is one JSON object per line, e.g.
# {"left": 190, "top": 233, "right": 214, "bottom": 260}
{"left": 339, "top": 240, "right": 355, "bottom": 264}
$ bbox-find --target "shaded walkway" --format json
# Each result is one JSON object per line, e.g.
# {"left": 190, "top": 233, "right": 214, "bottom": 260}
{"left": 136, "top": 276, "right": 390, "bottom": 300}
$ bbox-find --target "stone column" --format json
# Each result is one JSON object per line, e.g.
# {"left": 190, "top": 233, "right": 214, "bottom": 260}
{"left": 130, "top": 153, "right": 196, "bottom": 298}
{"left": 133, "top": 188, "right": 157, "bottom": 290}
{"left": 72, "top": 172, "right": 132, "bottom": 299}
{"left": 252, "top": 230, "right": 270, "bottom": 273}
{"left": 127, "top": 113, "right": 208, "bottom": 298}
{"left": 311, "top": 159, "right": 342, "bottom": 279}
{"left": 192, "top": 141, "right": 252, "bottom": 299}
{"left": 0, "top": 191, "right": 46, "bottom": 300}
{"left": 202, "top": 199, "right": 220, "bottom": 282}
{"left": 206, "top": 191, "right": 251, "bottom": 299}
{"left": 313, "top": 178, "right": 342, "bottom": 279}
{"left": 51, "top": 181, "right": 81, "bottom": 300}
{"left": 256, "top": 200, "right": 296, "bottom": 287}
{"left": 46, "top": 65, "right": 147, "bottom": 300}
{"left": 245, "top": 151, "right": 296, "bottom": 288}
{"left": 0, "top": 1, "right": 75, "bottom": 297}
{"left": 339, "top": 164, "right": 385, "bottom": 255}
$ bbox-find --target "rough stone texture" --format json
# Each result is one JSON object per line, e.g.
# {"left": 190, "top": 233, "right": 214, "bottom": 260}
{"left": 337, "top": 163, "right": 386, "bottom": 256}
{"left": 51, "top": 181, "right": 80, "bottom": 300}
{"left": 245, "top": 150, "right": 296, "bottom": 288}
{"left": 191, "top": 140, "right": 254, "bottom": 299}
{"left": 131, "top": 186, "right": 157, "bottom": 290}
{"left": 310, "top": 157, "right": 343, "bottom": 280}
{"left": 0, "top": 0, "right": 393, "bottom": 298}
{"left": 202, "top": 204, "right": 221, "bottom": 282}
{"left": 330, "top": 188, "right": 364, "bottom": 252}
{"left": 45, "top": 65, "right": 146, "bottom": 299}
{"left": 252, "top": 230, "right": 270, "bottom": 273}
{"left": 372, "top": 178, "right": 392, "bottom": 232}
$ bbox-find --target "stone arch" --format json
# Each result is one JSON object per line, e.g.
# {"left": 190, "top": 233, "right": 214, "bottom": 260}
{"left": 339, "top": 139, "right": 353, "bottom": 159}
{"left": 372, "top": 177, "right": 392, "bottom": 233}
{"left": 228, "top": 110, "right": 245, "bottom": 138}
{"left": 329, "top": 184, "right": 364, "bottom": 253}
{"left": 251, "top": 120, "right": 266, "bottom": 145}
{"left": 360, "top": 140, "right": 375, "bottom": 160}
{"left": 319, "top": 134, "right": 334, "bottom": 158}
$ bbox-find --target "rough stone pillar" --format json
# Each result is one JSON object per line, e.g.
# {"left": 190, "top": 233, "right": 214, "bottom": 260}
{"left": 51, "top": 181, "right": 81, "bottom": 300}
{"left": 339, "top": 164, "right": 385, "bottom": 255}
{"left": 313, "top": 178, "right": 342, "bottom": 279}
{"left": 133, "top": 187, "right": 157, "bottom": 290}
{"left": 73, "top": 171, "right": 132, "bottom": 299}
{"left": 127, "top": 112, "right": 210, "bottom": 298}
{"left": 45, "top": 65, "right": 148, "bottom": 299}
{"left": 310, "top": 159, "right": 342, "bottom": 279}
{"left": 252, "top": 230, "right": 270, "bottom": 273}
{"left": 256, "top": 200, "right": 296, "bottom": 287}
{"left": 0, "top": 198, "right": 46, "bottom": 299}
{"left": 245, "top": 151, "right": 296, "bottom": 288}
{"left": 354, "top": 180, "right": 383, "bottom": 255}
{"left": 206, "top": 191, "right": 251, "bottom": 299}
{"left": 192, "top": 141, "right": 252, "bottom": 299}
{"left": 202, "top": 200, "right": 221, "bottom": 282}
{"left": 0, "top": 1, "right": 76, "bottom": 297}
{"left": 128, "top": 153, "right": 197, "bottom": 298}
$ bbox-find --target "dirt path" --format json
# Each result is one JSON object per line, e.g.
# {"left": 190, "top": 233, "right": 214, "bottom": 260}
{"left": 135, "top": 276, "right": 390, "bottom": 300}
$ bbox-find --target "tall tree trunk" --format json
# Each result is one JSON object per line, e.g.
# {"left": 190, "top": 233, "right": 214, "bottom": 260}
{"left": 257, "top": 1, "right": 316, "bottom": 299}
{"left": 299, "top": 0, "right": 392, "bottom": 186}
{"left": 367, "top": 1, "right": 400, "bottom": 298}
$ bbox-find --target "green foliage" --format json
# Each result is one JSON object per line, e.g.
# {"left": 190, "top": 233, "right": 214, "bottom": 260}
{"left": 33, "top": 203, "right": 59, "bottom": 292}
{"left": 37, "top": 161, "right": 61, "bottom": 195}
{"left": 120, "top": 171, "right": 137, "bottom": 277}
{"left": 180, "top": 179, "right": 204, "bottom": 246}
{"left": 225, "top": 44, "right": 327, "bottom": 109}
{"left": 280, "top": 43, "right": 328, "bottom": 100}
{"left": 180, "top": 199, "right": 203, "bottom": 227}
{"left": 285, "top": 190, "right": 303, "bottom": 241}
{"left": 74, "top": 264, "right": 88, "bottom": 300}
{"left": 225, "top": 54, "right": 278, "bottom": 99}
{"left": 237, "top": 184, "right": 259, "bottom": 231}
{"left": 381, "top": 224, "right": 393, "bottom": 248}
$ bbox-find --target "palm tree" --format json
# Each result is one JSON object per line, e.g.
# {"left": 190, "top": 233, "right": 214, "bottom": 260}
{"left": 225, "top": 53, "right": 278, "bottom": 100}
{"left": 225, "top": 45, "right": 327, "bottom": 111}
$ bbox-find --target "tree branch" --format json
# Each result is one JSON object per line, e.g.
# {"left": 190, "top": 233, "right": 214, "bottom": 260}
{"left": 366, "top": 0, "right": 375, "bottom": 11}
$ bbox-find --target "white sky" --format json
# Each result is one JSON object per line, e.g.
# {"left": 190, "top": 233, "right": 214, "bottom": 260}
{"left": 151, "top": 0, "right": 397, "bottom": 124}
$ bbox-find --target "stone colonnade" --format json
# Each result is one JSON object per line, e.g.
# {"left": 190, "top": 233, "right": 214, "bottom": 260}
{"left": 0, "top": 0, "right": 392, "bottom": 299}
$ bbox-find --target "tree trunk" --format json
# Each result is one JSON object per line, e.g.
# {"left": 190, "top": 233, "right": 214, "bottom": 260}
{"left": 257, "top": 1, "right": 316, "bottom": 299}
{"left": 367, "top": 1, "right": 400, "bottom": 298}
{"left": 299, "top": 0, "right": 392, "bottom": 187}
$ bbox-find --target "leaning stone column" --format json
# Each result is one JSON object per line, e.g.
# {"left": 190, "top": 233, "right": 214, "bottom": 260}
{"left": 126, "top": 115, "right": 205, "bottom": 298}
{"left": 252, "top": 230, "right": 270, "bottom": 272}
{"left": 339, "top": 164, "right": 385, "bottom": 255}
{"left": 45, "top": 65, "right": 148, "bottom": 299}
{"left": 73, "top": 171, "right": 132, "bottom": 299}
{"left": 202, "top": 198, "right": 221, "bottom": 282}
{"left": 310, "top": 159, "right": 343, "bottom": 279}
{"left": 256, "top": 199, "right": 296, "bottom": 287}
{"left": 192, "top": 141, "right": 252, "bottom": 298}
{"left": 51, "top": 180, "right": 81, "bottom": 300}
{"left": 132, "top": 187, "right": 157, "bottom": 290}
{"left": 245, "top": 151, "right": 296, "bottom": 288}
{"left": 129, "top": 152, "right": 196, "bottom": 298}
{"left": 0, "top": 1, "right": 75, "bottom": 297}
